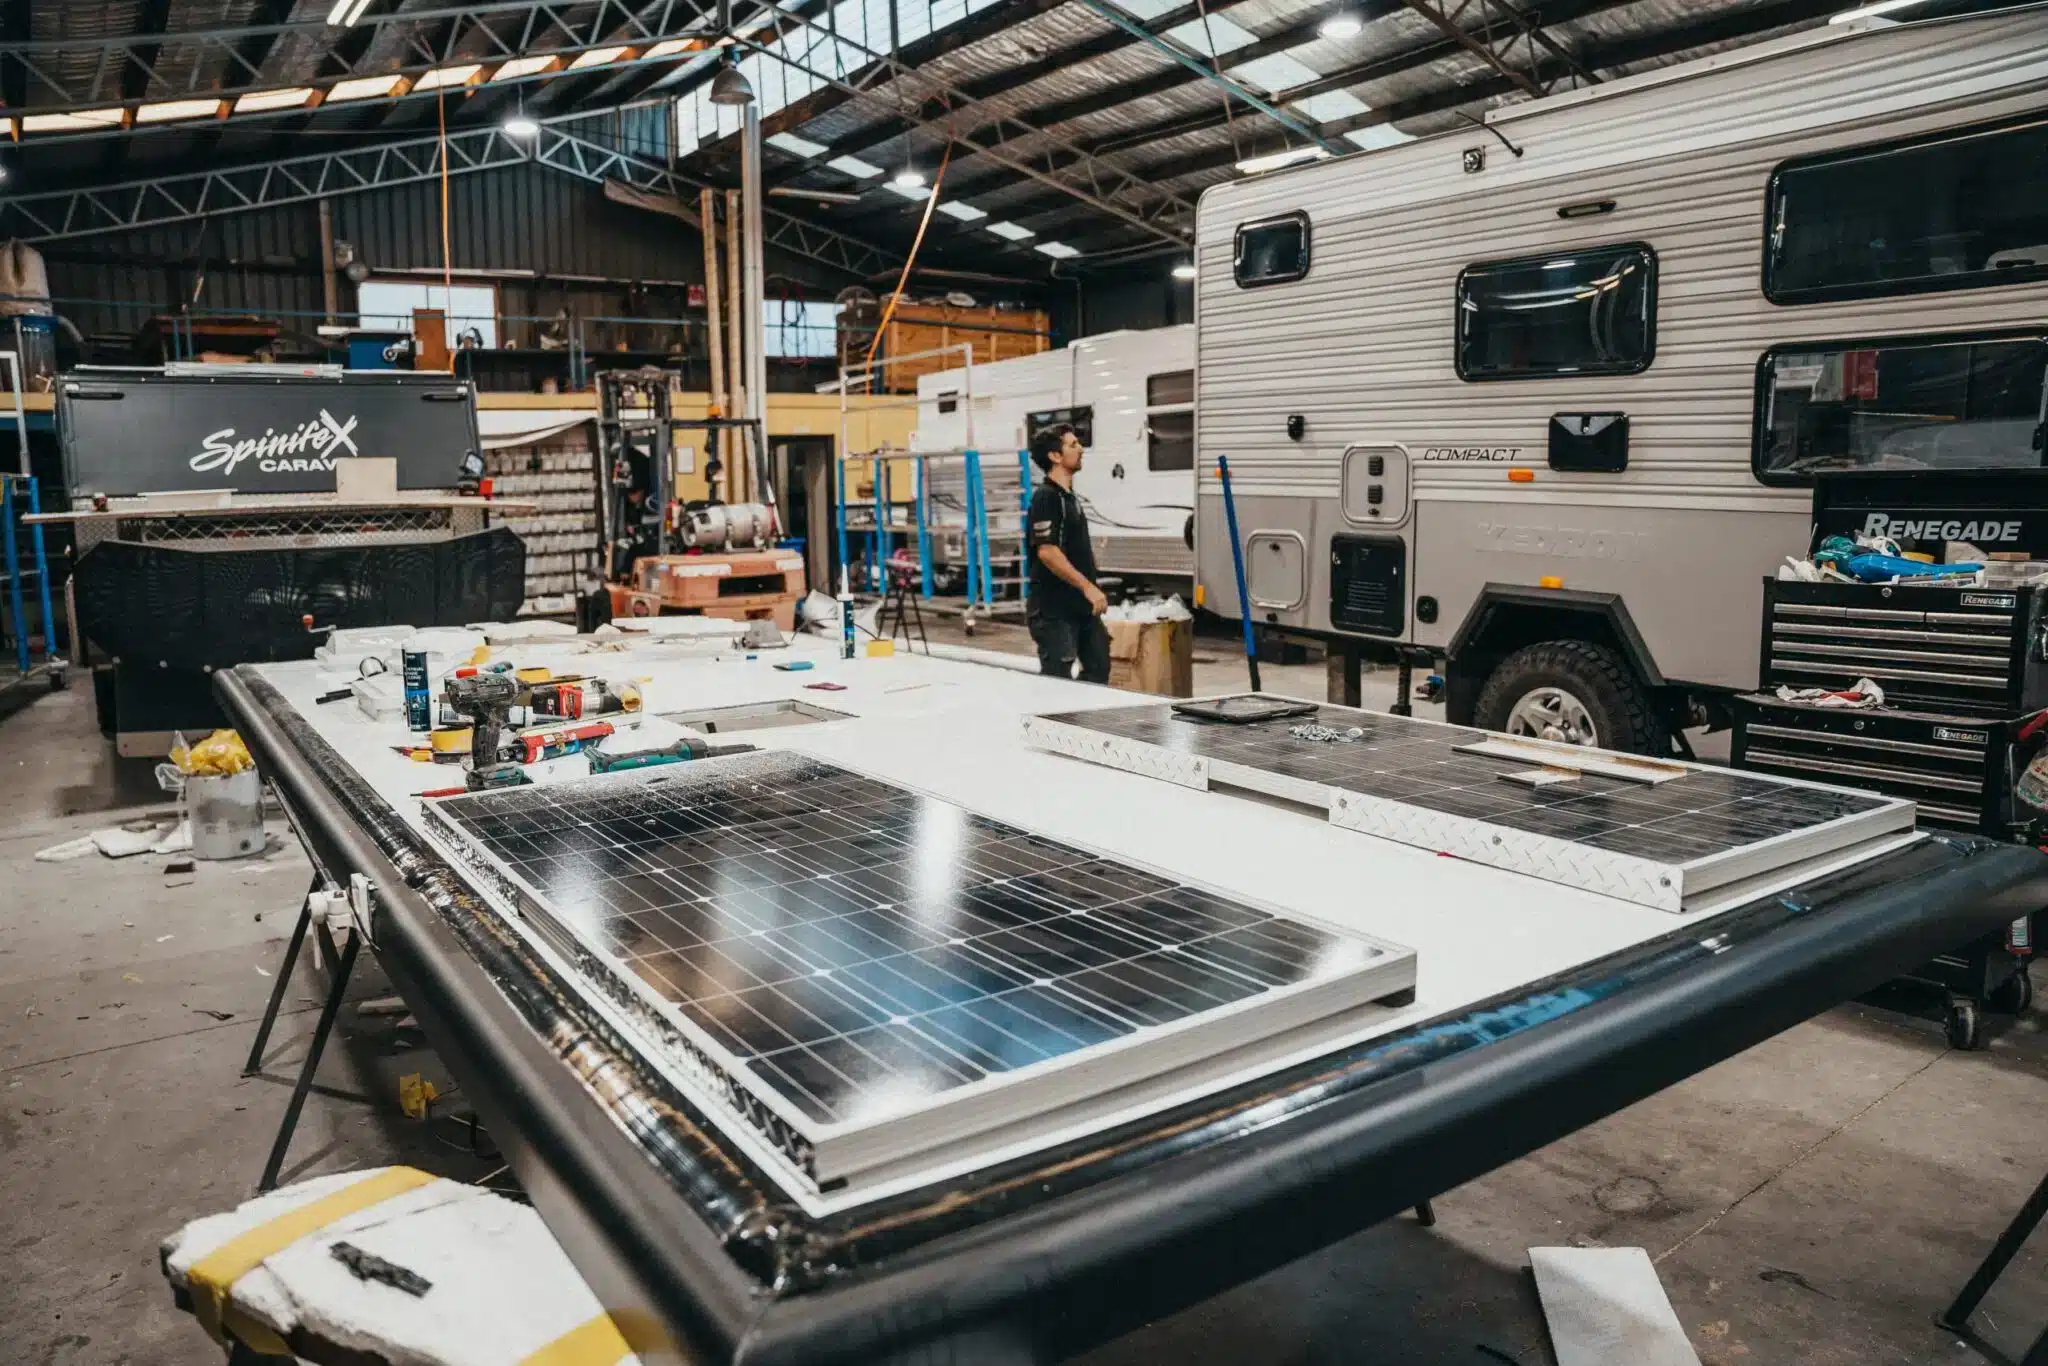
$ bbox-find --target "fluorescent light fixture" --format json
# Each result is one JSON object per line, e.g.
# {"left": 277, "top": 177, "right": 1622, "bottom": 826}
{"left": 827, "top": 154, "right": 884, "bottom": 178}
{"left": 644, "top": 39, "right": 694, "bottom": 58}
{"left": 936, "top": 200, "right": 987, "bottom": 221}
{"left": 986, "top": 221, "right": 1035, "bottom": 241}
{"left": 768, "top": 131, "right": 829, "bottom": 158}
{"left": 235, "top": 86, "right": 320, "bottom": 112}
{"left": 1830, "top": 0, "right": 1929, "bottom": 20}
{"left": 892, "top": 168, "right": 925, "bottom": 188}
{"left": 770, "top": 186, "right": 863, "bottom": 204}
{"left": 1172, "top": 263, "right": 1197, "bottom": 280}
{"left": 327, "top": 74, "right": 409, "bottom": 101}
{"left": 1318, "top": 13, "right": 1364, "bottom": 39}
{"left": 1034, "top": 241, "right": 1080, "bottom": 260}
{"left": 1235, "top": 145, "right": 1332, "bottom": 174}
{"left": 20, "top": 108, "right": 124, "bottom": 132}
{"left": 327, "top": 0, "right": 373, "bottom": 26}
{"left": 502, "top": 114, "right": 541, "bottom": 138}
{"left": 886, "top": 182, "right": 933, "bottom": 201}
{"left": 569, "top": 45, "right": 631, "bottom": 69}
{"left": 491, "top": 55, "right": 562, "bottom": 80}
{"left": 413, "top": 63, "right": 482, "bottom": 91}
{"left": 135, "top": 98, "right": 224, "bottom": 123}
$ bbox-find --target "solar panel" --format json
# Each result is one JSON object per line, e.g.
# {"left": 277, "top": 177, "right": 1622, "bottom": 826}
{"left": 1023, "top": 697, "right": 1917, "bottom": 914}
{"left": 420, "top": 750, "right": 1416, "bottom": 1197}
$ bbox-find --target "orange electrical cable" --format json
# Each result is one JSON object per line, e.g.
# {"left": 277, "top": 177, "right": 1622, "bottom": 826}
{"left": 863, "top": 134, "right": 953, "bottom": 370}
{"left": 437, "top": 89, "right": 453, "bottom": 294}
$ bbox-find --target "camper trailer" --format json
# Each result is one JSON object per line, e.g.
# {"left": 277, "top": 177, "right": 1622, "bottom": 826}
{"left": 1192, "top": 8, "right": 2048, "bottom": 753}
{"left": 917, "top": 326, "right": 1196, "bottom": 585}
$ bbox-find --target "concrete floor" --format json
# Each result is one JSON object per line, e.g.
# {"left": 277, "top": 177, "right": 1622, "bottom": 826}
{"left": 2, "top": 642, "right": 2044, "bottom": 1366}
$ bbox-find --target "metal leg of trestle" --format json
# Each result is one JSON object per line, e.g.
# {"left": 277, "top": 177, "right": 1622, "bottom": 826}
{"left": 1413, "top": 1200, "right": 1437, "bottom": 1227}
{"left": 257, "top": 925, "right": 360, "bottom": 1193}
{"left": 1937, "top": 1165, "right": 2048, "bottom": 1366}
{"left": 243, "top": 875, "right": 320, "bottom": 1077}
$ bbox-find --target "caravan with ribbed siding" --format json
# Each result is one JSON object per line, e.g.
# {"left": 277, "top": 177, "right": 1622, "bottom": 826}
{"left": 1191, "top": 7, "right": 2048, "bottom": 753}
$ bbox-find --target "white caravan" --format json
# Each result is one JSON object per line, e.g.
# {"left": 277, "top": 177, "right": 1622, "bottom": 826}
{"left": 1192, "top": 7, "right": 2048, "bottom": 752}
{"left": 917, "top": 326, "right": 1196, "bottom": 584}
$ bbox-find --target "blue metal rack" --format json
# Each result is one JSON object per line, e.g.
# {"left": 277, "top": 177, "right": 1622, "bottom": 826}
{"left": 1, "top": 473, "right": 62, "bottom": 689}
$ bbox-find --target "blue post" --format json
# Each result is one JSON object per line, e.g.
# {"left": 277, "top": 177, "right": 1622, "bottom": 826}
{"left": 2, "top": 478, "right": 27, "bottom": 676}
{"left": 834, "top": 457, "right": 850, "bottom": 591}
{"left": 1216, "top": 454, "right": 1261, "bottom": 693}
{"left": 27, "top": 478, "right": 53, "bottom": 668}
{"left": 915, "top": 456, "right": 933, "bottom": 599}
{"left": 964, "top": 449, "right": 987, "bottom": 607}
{"left": 1017, "top": 450, "right": 1032, "bottom": 606}
{"left": 870, "top": 458, "right": 885, "bottom": 593}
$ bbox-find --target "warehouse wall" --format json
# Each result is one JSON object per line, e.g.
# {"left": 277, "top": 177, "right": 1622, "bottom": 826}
{"left": 1052, "top": 261, "right": 1193, "bottom": 341}
{"left": 37, "top": 132, "right": 844, "bottom": 359}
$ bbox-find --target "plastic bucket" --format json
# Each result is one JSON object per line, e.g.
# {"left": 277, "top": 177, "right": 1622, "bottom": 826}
{"left": 189, "top": 768, "right": 265, "bottom": 859}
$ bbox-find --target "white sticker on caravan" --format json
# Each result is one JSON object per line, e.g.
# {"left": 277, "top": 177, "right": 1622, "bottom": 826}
{"left": 1474, "top": 521, "right": 1650, "bottom": 561}
{"left": 1418, "top": 446, "right": 1526, "bottom": 462}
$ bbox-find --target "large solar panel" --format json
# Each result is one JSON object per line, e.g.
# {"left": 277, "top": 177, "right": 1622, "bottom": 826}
{"left": 1023, "top": 697, "right": 1917, "bottom": 914}
{"left": 421, "top": 750, "right": 1416, "bottom": 1197}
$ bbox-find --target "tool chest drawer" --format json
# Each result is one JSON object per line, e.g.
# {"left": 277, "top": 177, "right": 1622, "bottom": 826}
{"left": 1760, "top": 580, "right": 2046, "bottom": 718}
{"left": 1731, "top": 695, "right": 2011, "bottom": 835}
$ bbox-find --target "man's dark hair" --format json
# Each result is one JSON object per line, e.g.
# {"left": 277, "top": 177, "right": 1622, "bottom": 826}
{"left": 1029, "top": 423, "right": 1075, "bottom": 473}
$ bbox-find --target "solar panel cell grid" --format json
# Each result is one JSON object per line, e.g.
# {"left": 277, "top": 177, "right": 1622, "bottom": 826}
{"left": 427, "top": 751, "right": 1395, "bottom": 1142}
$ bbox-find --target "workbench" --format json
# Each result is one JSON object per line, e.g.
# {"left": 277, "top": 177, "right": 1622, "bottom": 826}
{"left": 216, "top": 634, "right": 2048, "bottom": 1365}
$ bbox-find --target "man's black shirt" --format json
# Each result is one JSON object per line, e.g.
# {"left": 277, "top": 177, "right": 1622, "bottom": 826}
{"left": 1027, "top": 477, "right": 1098, "bottom": 619}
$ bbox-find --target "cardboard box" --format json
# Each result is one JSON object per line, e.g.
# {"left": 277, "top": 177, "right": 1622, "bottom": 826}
{"left": 1107, "top": 618, "right": 1194, "bottom": 697}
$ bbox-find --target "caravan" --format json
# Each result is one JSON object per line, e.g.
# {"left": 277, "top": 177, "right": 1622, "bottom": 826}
{"left": 917, "top": 326, "right": 1196, "bottom": 586}
{"left": 1192, "top": 7, "right": 2048, "bottom": 752}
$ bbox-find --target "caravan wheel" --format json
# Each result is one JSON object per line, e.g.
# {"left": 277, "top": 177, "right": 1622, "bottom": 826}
{"left": 1474, "top": 640, "right": 1664, "bottom": 755}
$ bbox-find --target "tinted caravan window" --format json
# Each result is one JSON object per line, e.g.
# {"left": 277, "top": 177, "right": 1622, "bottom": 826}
{"left": 1456, "top": 243, "right": 1656, "bottom": 380}
{"left": 1753, "top": 331, "right": 2048, "bottom": 484}
{"left": 1146, "top": 370, "right": 1195, "bottom": 472}
{"left": 1766, "top": 115, "right": 2048, "bottom": 304}
{"left": 1234, "top": 213, "right": 1310, "bottom": 287}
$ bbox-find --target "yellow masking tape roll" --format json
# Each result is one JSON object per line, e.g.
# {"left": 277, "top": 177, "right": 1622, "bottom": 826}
{"left": 429, "top": 725, "right": 474, "bottom": 754}
{"left": 189, "top": 1167, "right": 438, "bottom": 1350}
{"left": 516, "top": 667, "right": 554, "bottom": 685}
{"left": 521, "top": 1312, "right": 634, "bottom": 1366}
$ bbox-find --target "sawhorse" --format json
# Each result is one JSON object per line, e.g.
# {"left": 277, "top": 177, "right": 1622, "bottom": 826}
{"left": 1937, "top": 1166, "right": 2048, "bottom": 1366}
{"left": 244, "top": 873, "right": 363, "bottom": 1194}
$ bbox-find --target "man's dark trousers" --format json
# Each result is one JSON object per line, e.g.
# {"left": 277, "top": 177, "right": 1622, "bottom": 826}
{"left": 1030, "top": 609, "right": 1110, "bottom": 684}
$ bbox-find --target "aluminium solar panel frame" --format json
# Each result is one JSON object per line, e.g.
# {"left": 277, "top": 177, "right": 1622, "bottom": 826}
{"left": 417, "top": 752, "right": 1418, "bottom": 1208}
{"left": 1022, "top": 695, "right": 1921, "bottom": 915}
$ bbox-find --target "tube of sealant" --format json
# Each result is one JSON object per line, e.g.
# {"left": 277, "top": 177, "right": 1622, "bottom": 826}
{"left": 839, "top": 566, "right": 856, "bottom": 660}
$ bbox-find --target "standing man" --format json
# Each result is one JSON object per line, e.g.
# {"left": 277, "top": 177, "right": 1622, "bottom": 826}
{"left": 1026, "top": 423, "right": 1111, "bottom": 682}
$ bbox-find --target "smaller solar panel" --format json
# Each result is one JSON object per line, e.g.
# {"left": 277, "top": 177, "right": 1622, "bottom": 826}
{"left": 1025, "top": 697, "right": 1917, "bottom": 913}
{"left": 422, "top": 750, "right": 1415, "bottom": 1195}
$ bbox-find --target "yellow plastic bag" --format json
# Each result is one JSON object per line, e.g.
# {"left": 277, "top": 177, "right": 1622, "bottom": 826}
{"left": 174, "top": 729, "right": 255, "bottom": 777}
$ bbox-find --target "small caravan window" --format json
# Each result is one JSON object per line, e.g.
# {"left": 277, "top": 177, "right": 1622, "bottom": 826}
{"left": 1234, "top": 213, "right": 1310, "bottom": 287}
{"left": 936, "top": 389, "right": 960, "bottom": 415}
{"left": 1027, "top": 406, "right": 1093, "bottom": 450}
{"left": 1146, "top": 370, "right": 1195, "bottom": 472}
{"left": 1765, "top": 114, "right": 2048, "bottom": 305}
{"left": 1752, "top": 330, "right": 2048, "bottom": 485}
{"left": 1456, "top": 244, "right": 1656, "bottom": 381}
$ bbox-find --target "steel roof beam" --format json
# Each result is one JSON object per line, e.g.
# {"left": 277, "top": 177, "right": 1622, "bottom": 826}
{"left": 0, "top": 118, "right": 896, "bottom": 278}
{"left": 731, "top": 20, "right": 1197, "bottom": 245}
{"left": 0, "top": 0, "right": 719, "bottom": 117}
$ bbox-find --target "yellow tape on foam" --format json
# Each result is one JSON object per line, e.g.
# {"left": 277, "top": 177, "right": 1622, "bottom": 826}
{"left": 521, "top": 1312, "right": 634, "bottom": 1366}
{"left": 188, "top": 1167, "right": 438, "bottom": 1352}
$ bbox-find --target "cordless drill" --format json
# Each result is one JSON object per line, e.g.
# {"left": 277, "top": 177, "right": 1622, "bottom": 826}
{"left": 442, "top": 671, "right": 527, "bottom": 791}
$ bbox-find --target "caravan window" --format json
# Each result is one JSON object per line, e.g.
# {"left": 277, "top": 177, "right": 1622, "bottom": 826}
{"left": 1234, "top": 213, "right": 1310, "bottom": 287}
{"left": 1455, "top": 244, "right": 1656, "bottom": 381}
{"left": 1146, "top": 370, "right": 1194, "bottom": 472}
{"left": 1765, "top": 114, "right": 2048, "bottom": 305}
{"left": 1752, "top": 330, "right": 2048, "bottom": 485}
